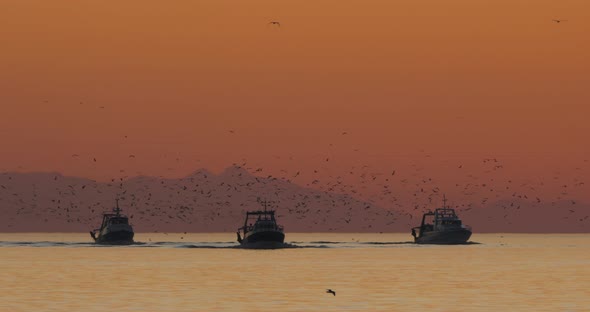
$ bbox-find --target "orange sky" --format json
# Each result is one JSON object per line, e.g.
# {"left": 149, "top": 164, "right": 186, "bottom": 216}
{"left": 1, "top": 0, "right": 589, "bottom": 185}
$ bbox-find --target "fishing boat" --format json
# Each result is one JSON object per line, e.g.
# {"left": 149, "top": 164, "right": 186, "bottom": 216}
{"left": 411, "top": 196, "right": 472, "bottom": 244}
{"left": 90, "top": 199, "right": 134, "bottom": 244}
{"left": 236, "top": 200, "right": 285, "bottom": 248}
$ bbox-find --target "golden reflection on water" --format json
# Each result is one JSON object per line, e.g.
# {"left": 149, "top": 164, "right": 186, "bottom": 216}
{"left": 1, "top": 233, "right": 589, "bottom": 312}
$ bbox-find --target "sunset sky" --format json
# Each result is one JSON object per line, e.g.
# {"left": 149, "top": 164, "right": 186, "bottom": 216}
{"left": 1, "top": 0, "right": 589, "bottom": 188}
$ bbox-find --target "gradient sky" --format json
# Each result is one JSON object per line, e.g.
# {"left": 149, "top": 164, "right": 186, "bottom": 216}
{"left": 1, "top": 0, "right": 589, "bottom": 187}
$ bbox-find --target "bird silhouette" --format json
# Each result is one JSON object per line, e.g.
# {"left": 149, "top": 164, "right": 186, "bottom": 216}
{"left": 269, "top": 21, "right": 281, "bottom": 27}
{"left": 552, "top": 19, "right": 568, "bottom": 23}
{"left": 326, "top": 289, "right": 336, "bottom": 296}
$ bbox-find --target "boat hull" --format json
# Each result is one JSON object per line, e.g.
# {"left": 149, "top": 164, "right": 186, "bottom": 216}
{"left": 415, "top": 229, "right": 472, "bottom": 244}
{"left": 96, "top": 230, "right": 135, "bottom": 245}
{"left": 241, "top": 230, "right": 285, "bottom": 245}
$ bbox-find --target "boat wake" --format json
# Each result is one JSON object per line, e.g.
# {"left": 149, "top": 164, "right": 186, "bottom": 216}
{"left": 362, "top": 241, "right": 416, "bottom": 245}
{"left": 178, "top": 242, "right": 320, "bottom": 249}
{"left": 0, "top": 240, "right": 480, "bottom": 248}
{"left": 295, "top": 241, "right": 416, "bottom": 245}
{"left": 0, "top": 241, "right": 97, "bottom": 247}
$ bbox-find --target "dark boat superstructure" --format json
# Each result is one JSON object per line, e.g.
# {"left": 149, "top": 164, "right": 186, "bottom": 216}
{"left": 237, "top": 201, "right": 285, "bottom": 247}
{"left": 411, "top": 196, "right": 472, "bottom": 244}
{"left": 90, "top": 200, "right": 134, "bottom": 244}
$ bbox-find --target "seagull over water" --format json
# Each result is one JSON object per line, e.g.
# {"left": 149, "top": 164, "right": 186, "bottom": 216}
{"left": 326, "top": 289, "right": 336, "bottom": 296}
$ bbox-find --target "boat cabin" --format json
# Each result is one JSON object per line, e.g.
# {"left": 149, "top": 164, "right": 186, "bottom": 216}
{"left": 99, "top": 201, "right": 129, "bottom": 230}
{"left": 242, "top": 210, "right": 283, "bottom": 234}
{"left": 420, "top": 208, "right": 463, "bottom": 231}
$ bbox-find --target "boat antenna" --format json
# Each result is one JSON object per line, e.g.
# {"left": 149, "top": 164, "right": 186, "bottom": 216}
{"left": 443, "top": 194, "right": 447, "bottom": 208}
{"left": 259, "top": 199, "right": 275, "bottom": 214}
{"left": 114, "top": 198, "right": 121, "bottom": 215}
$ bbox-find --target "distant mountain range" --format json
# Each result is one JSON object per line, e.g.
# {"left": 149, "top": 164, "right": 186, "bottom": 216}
{"left": 1, "top": 166, "right": 588, "bottom": 233}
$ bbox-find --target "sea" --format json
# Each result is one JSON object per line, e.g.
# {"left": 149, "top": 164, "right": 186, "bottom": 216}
{"left": 1, "top": 233, "right": 588, "bottom": 312}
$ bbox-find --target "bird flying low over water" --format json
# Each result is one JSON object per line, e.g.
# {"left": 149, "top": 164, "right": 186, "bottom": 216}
{"left": 326, "top": 289, "right": 336, "bottom": 296}
{"left": 269, "top": 21, "right": 281, "bottom": 27}
{"left": 552, "top": 19, "right": 568, "bottom": 23}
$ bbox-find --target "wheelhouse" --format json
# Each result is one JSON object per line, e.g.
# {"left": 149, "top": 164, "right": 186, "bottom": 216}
{"left": 241, "top": 210, "right": 284, "bottom": 234}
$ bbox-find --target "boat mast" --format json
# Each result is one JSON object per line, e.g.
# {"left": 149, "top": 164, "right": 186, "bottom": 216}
{"left": 442, "top": 194, "right": 447, "bottom": 209}
{"left": 114, "top": 198, "right": 122, "bottom": 215}
{"left": 259, "top": 199, "right": 275, "bottom": 220}
{"left": 259, "top": 198, "right": 274, "bottom": 212}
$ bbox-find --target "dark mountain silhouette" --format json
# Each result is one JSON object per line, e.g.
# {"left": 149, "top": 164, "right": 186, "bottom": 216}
{"left": 0, "top": 167, "right": 588, "bottom": 233}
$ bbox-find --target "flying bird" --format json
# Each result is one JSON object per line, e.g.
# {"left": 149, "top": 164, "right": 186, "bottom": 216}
{"left": 269, "top": 21, "right": 281, "bottom": 27}
{"left": 552, "top": 19, "right": 568, "bottom": 23}
{"left": 326, "top": 289, "right": 336, "bottom": 296}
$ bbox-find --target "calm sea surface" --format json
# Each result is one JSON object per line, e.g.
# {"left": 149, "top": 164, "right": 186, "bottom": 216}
{"left": 1, "top": 233, "right": 588, "bottom": 312}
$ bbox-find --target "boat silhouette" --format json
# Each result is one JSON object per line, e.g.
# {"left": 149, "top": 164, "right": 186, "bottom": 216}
{"left": 236, "top": 200, "right": 285, "bottom": 248}
{"left": 411, "top": 195, "right": 472, "bottom": 244}
{"left": 90, "top": 199, "right": 134, "bottom": 245}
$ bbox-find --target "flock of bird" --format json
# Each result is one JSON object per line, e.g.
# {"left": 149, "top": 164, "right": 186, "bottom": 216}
{"left": 1, "top": 142, "right": 588, "bottom": 234}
